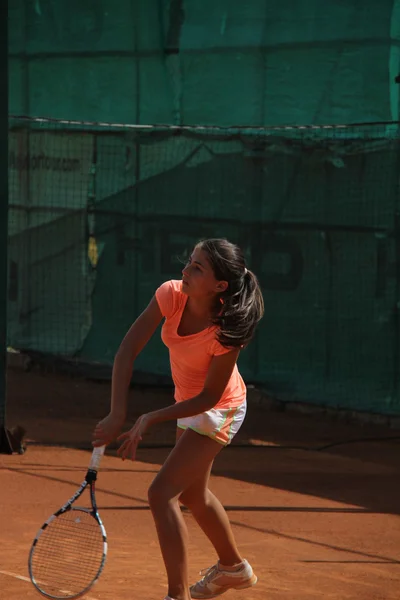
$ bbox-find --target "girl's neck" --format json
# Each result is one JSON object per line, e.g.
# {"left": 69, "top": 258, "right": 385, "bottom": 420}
{"left": 187, "top": 295, "right": 216, "bottom": 318}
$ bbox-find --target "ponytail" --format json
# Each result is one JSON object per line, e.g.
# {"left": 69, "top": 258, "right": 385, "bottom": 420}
{"left": 212, "top": 269, "right": 264, "bottom": 348}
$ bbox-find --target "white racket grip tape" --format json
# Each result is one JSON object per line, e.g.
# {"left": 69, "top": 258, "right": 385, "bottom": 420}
{"left": 89, "top": 445, "right": 105, "bottom": 471}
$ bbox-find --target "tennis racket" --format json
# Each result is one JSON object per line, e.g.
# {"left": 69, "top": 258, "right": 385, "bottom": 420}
{"left": 28, "top": 446, "right": 108, "bottom": 599}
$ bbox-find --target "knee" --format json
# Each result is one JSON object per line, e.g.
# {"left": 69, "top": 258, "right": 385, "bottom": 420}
{"left": 179, "top": 488, "right": 210, "bottom": 511}
{"left": 148, "top": 479, "right": 164, "bottom": 509}
{"left": 148, "top": 478, "right": 175, "bottom": 511}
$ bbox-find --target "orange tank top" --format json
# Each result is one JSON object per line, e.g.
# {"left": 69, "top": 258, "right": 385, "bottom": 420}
{"left": 155, "top": 280, "right": 246, "bottom": 409}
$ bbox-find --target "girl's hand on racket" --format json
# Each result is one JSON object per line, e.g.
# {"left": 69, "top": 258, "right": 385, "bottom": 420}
{"left": 92, "top": 413, "right": 125, "bottom": 447}
{"left": 117, "top": 414, "right": 151, "bottom": 461}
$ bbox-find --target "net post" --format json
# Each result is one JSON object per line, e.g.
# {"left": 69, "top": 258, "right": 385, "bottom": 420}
{"left": 0, "top": 1, "right": 12, "bottom": 455}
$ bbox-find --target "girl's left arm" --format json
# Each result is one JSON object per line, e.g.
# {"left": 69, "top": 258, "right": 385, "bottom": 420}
{"left": 117, "top": 348, "right": 240, "bottom": 460}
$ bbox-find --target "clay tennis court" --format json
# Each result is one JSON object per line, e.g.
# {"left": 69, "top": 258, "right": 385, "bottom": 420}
{"left": 1, "top": 368, "right": 400, "bottom": 600}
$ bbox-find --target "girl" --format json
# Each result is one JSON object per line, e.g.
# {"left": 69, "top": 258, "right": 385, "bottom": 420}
{"left": 92, "top": 238, "right": 264, "bottom": 600}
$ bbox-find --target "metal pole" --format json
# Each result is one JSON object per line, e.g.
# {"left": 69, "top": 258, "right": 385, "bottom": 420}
{"left": 0, "top": 0, "right": 12, "bottom": 453}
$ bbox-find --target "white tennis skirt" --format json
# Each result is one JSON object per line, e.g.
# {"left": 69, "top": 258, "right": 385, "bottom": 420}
{"left": 177, "top": 400, "right": 247, "bottom": 446}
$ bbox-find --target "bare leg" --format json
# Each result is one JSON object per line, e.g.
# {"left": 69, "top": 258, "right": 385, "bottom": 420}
{"left": 177, "top": 429, "right": 242, "bottom": 566}
{"left": 148, "top": 429, "right": 224, "bottom": 600}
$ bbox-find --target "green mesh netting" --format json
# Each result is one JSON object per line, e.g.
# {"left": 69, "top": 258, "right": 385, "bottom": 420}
{"left": 6, "top": 117, "right": 400, "bottom": 415}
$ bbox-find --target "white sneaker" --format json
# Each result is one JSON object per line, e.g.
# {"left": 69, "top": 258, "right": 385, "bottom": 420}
{"left": 190, "top": 559, "right": 258, "bottom": 599}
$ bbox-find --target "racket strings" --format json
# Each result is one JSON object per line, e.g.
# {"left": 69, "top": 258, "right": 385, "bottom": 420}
{"left": 30, "top": 509, "right": 105, "bottom": 598}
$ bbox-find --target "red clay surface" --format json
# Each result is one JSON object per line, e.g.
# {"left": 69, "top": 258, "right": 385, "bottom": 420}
{"left": 1, "top": 368, "right": 400, "bottom": 599}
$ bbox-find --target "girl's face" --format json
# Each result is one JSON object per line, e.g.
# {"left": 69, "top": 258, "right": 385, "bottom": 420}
{"left": 181, "top": 246, "right": 227, "bottom": 299}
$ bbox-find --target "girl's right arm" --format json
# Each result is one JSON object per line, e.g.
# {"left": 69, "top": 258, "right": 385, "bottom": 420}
{"left": 92, "top": 296, "right": 163, "bottom": 446}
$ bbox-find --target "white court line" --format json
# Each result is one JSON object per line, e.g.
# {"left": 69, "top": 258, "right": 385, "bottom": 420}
{"left": 0, "top": 570, "right": 100, "bottom": 600}
{"left": 0, "top": 570, "right": 31, "bottom": 583}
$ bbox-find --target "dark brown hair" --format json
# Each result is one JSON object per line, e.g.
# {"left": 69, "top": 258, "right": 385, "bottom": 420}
{"left": 196, "top": 238, "right": 264, "bottom": 348}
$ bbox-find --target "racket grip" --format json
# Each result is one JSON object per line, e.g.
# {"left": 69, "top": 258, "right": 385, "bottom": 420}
{"left": 89, "top": 445, "right": 105, "bottom": 471}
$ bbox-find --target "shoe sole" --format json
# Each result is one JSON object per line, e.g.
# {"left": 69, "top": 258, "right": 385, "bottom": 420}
{"left": 190, "top": 573, "right": 258, "bottom": 599}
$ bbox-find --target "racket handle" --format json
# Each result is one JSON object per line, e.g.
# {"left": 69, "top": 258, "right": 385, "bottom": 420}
{"left": 89, "top": 445, "right": 105, "bottom": 471}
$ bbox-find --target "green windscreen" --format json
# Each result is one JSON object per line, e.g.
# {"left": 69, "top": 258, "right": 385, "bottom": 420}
{"left": 8, "top": 1, "right": 400, "bottom": 126}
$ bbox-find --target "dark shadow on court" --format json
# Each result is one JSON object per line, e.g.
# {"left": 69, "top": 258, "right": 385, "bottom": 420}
{"left": 6, "top": 368, "right": 400, "bottom": 517}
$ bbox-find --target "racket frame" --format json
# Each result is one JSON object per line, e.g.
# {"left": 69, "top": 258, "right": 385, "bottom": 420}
{"left": 28, "top": 447, "right": 108, "bottom": 600}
